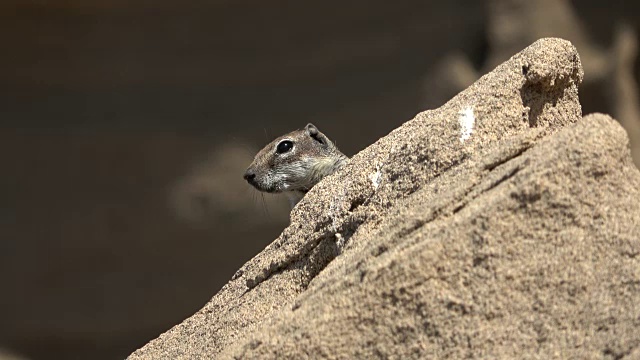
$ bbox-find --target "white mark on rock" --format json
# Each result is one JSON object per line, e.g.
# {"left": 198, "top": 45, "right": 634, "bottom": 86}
{"left": 458, "top": 106, "right": 475, "bottom": 143}
{"left": 369, "top": 163, "right": 382, "bottom": 190}
{"left": 335, "top": 232, "right": 345, "bottom": 253}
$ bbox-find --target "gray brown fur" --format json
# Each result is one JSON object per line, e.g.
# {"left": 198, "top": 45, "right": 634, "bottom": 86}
{"left": 244, "top": 123, "right": 348, "bottom": 208}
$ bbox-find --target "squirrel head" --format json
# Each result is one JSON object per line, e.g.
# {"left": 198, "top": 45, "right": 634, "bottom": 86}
{"left": 243, "top": 123, "right": 346, "bottom": 196}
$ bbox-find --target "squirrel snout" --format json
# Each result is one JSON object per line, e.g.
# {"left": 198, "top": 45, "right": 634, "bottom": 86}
{"left": 243, "top": 169, "right": 256, "bottom": 183}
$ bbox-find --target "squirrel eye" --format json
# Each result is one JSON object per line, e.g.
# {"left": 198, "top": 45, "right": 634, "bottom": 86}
{"left": 276, "top": 140, "right": 293, "bottom": 154}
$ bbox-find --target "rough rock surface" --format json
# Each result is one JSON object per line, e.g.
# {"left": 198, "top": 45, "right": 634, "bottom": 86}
{"left": 129, "top": 38, "right": 640, "bottom": 359}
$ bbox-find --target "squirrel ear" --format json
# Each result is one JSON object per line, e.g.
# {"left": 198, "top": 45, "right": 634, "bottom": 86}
{"left": 305, "top": 123, "right": 319, "bottom": 136}
{"left": 305, "top": 123, "right": 327, "bottom": 146}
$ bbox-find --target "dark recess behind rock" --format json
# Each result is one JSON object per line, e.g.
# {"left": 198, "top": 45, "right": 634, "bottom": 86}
{"left": 1, "top": 1, "right": 639, "bottom": 359}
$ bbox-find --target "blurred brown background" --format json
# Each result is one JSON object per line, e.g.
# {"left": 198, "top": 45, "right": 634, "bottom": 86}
{"left": 1, "top": 1, "right": 639, "bottom": 359}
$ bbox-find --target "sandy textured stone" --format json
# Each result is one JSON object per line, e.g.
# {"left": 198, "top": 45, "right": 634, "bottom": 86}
{"left": 129, "top": 38, "right": 640, "bottom": 359}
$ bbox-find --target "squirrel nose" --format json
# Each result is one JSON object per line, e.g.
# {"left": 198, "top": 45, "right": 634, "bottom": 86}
{"left": 243, "top": 169, "right": 256, "bottom": 183}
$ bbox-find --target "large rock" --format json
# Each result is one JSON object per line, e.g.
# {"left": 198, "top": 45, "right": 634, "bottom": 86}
{"left": 129, "top": 38, "right": 640, "bottom": 359}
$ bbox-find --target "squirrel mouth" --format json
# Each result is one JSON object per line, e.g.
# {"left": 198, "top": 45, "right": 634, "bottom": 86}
{"left": 243, "top": 170, "right": 285, "bottom": 194}
{"left": 247, "top": 180, "right": 280, "bottom": 194}
{"left": 261, "top": 186, "right": 280, "bottom": 194}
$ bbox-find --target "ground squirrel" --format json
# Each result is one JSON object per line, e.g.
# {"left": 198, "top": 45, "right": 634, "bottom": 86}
{"left": 244, "top": 123, "right": 348, "bottom": 208}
